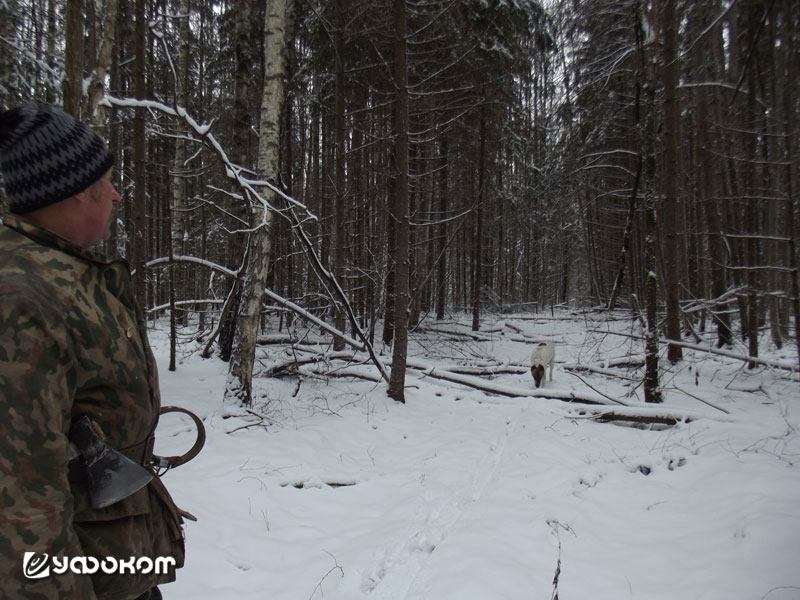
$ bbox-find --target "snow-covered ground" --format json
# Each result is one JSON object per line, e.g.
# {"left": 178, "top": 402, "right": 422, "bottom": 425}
{"left": 150, "top": 311, "right": 800, "bottom": 599}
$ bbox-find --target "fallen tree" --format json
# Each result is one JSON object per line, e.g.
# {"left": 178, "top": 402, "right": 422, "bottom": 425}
{"left": 562, "top": 363, "right": 639, "bottom": 382}
{"left": 404, "top": 361, "right": 718, "bottom": 426}
{"left": 589, "top": 329, "right": 797, "bottom": 373}
{"left": 415, "top": 326, "right": 496, "bottom": 342}
{"left": 256, "top": 350, "right": 724, "bottom": 427}
{"left": 567, "top": 406, "right": 692, "bottom": 427}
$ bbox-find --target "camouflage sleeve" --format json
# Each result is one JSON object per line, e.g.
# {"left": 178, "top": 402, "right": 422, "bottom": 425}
{"left": 0, "top": 293, "right": 96, "bottom": 600}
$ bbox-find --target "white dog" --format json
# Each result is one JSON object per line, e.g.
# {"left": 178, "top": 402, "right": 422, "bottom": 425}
{"left": 530, "top": 340, "right": 555, "bottom": 388}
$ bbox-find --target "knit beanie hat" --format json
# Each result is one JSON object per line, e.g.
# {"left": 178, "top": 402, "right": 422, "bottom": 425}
{"left": 0, "top": 102, "right": 113, "bottom": 214}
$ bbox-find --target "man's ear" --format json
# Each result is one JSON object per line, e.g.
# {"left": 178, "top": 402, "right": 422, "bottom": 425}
{"left": 72, "top": 188, "right": 92, "bottom": 204}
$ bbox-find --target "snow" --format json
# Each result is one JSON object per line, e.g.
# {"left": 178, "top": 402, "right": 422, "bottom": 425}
{"left": 150, "top": 311, "right": 800, "bottom": 600}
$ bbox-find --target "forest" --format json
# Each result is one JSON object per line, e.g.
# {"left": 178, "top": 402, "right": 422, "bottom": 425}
{"left": 1, "top": 0, "right": 798, "bottom": 404}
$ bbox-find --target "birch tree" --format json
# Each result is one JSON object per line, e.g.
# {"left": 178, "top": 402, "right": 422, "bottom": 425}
{"left": 62, "top": 0, "right": 82, "bottom": 115}
{"left": 225, "top": 0, "right": 294, "bottom": 405}
{"left": 88, "top": 0, "right": 117, "bottom": 124}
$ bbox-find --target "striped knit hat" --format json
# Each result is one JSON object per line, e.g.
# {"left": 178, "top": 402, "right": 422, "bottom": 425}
{"left": 0, "top": 102, "right": 113, "bottom": 214}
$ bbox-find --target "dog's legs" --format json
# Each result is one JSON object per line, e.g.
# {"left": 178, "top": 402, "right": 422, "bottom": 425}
{"left": 549, "top": 360, "right": 554, "bottom": 382}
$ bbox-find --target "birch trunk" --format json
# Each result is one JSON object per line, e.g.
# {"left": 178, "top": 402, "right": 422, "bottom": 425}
{"left": 225, "top": 0, "right": 294, "bottom": 405}
{"left": 89, "top": 0, "right": 118, "bottom": 124}
{"left": 63, "top": 0, "right": 83, "bottom": 116}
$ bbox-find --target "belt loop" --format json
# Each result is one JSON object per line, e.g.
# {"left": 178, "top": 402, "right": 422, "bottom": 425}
{"left": 144, "top": 431, "right": 156, "bottom": 467}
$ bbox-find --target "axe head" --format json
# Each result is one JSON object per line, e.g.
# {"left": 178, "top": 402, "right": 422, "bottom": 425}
{"left": 69, "top": 416, "right": 153, "bottom": 509}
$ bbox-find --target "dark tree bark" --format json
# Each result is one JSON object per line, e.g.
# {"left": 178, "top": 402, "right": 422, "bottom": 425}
{"left": 744, "top": 1, "right": 761, "bottom": 368}
{"left": 436, "top": 136, "right": 448, "bottom": 321}
{"left": 472, "top": 104, "right": 487, "bottom": 332}
{"left": 783, "top": 0, "right": 800, "bottom": 371}
{"left": 333, "top": 0, "right": 347, "bottom": 351}
{"left": 661, "top": 0, "right": 682, "bottom": 363}
{"left": 387, "top": 0, "right": 409, "bottom": 404}
{"left": 219, "top": 0, "right": 254, "bottom": 362}
{"left": 132, "top": 0, "right": 147, "bottom": 308}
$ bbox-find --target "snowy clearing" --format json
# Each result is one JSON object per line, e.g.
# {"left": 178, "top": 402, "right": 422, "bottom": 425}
{"left": 150, "top": 311, "right": 800, "bottom": 600}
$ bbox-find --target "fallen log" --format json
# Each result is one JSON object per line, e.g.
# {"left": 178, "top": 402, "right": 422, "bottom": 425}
{"left": 562, "top": 363, "right": 639, "bottom": 382}
{"left": 589, "top": 329, "right": 797, "bottom": 372}
{"left": 411, "top": 364, "right": 629, "bottom": 406}
{"left": 565, "top": 405, "right": 721, "bottom": 427}
{"left": 603, "top": 355, "right": 646, "bottom": 369}
{"left": 504, "top": 322, "right": 526, "bottom": 335}
{"left": 256, "top": 334, "right": 321, "bottom": 346}
{"left": 415, "top": 326, "right": 495, "bottom": 342}
{"left": 406, "top": 362, "right": 723, "bottom": 425}
{"left": 429, "top": 364, "right": 530, "bottom": 377}
{"left": 255, "top": 352, "right": 720, "bottom": 426}
{"left": 300, "top": 364, "right": 383, "bottom": 382}
{"left": 259, "top": 350, "right": 358, "bottom": 378}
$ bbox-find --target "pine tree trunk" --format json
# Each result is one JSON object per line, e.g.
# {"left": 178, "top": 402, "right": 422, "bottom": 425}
{"left": 661, "top": 0, "right": 683, "bottom": 363}
{"left": 693, "top": 0, "right": 733, "bottom": 347}
{"left": 225, "top": 0, "right": 294, "bottom": 406}
{"left": 168, "top": 0, "right": 190, "bottom": 371}
{"left": 471, "top": 106, "right": 486, "bottom": 332}
{"left": 783, "top": 0, "right": 800, "bottom": 372}
{"left": 757, "top": 8, "right": 780, "bottom": 350}
{"left": 132, "top": 0, "right": 147, "bottom": 309}
{"left": 218, "top": 0, "right": 255, "bottom": 362}
{"left": 387, "top": 0, "right": 409, "bottom": 404}
{"left": 333, "top": 0, "right": 347, "bottom": 350}
{"left": 382, "top": 212, "right": 396, "bottom": 345}
{"left": 436, "top": 136, "right": 448, "bottom": 321}
{"left": 744, "top": 1, "right": 761, "bottom": 368}
{"left": 607, "top": 159, "right": 642, "bottom": 312}
{"left": 635, "top": 0, "right": 662, "bottom": 403}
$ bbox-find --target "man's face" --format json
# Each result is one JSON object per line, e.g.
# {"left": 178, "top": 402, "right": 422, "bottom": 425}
{"left": 83, "top": 169, "right": 121, "bottom": 246}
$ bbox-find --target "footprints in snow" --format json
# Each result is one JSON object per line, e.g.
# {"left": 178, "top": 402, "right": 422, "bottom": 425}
{"left": 577, "top": 454, "right": 688, "bottom": 494}
{"left": 362, "top": 408, "right": 526, "bottom": 597}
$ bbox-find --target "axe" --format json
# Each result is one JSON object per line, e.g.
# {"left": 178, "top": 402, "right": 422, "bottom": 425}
{"left": 68, "top": 416, "right": 153, "bottom": 509}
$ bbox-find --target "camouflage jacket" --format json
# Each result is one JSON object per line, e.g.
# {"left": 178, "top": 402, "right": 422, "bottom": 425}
{"left": 0, "top": 215, "right": 185, "bottom": 600}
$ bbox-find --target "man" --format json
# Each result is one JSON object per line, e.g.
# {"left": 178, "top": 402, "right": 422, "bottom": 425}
{"left": 0, "top": 103, "right": 186, "bottom": 600}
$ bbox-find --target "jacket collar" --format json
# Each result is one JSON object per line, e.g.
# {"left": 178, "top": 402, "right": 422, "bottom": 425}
{"left": 2, "top": 213, "right": 114, "bottom": 265}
